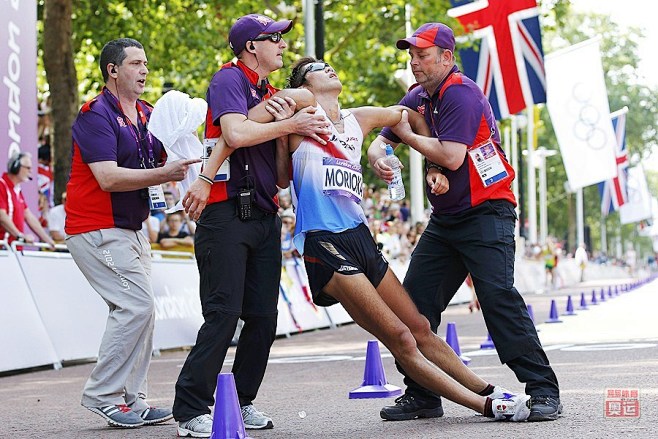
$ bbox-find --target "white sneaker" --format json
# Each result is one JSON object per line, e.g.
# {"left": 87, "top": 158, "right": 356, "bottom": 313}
{"left": 240, "top": 404, "right": 273, "bottom": 429}
{"left": 492, "top": 394, "right": 531, "bottom": 422}
{"left": 490, "top": 385, "right": 515, "bottom": 400}
{"left": 177, "top": 413, "right": 213, "bottom": 437}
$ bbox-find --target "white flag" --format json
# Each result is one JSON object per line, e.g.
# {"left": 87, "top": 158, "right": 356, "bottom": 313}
{"left": 545, "top": 38, "right": 617, "bottom": 190}
{"left": 620, "top": 166, "right": 652, "bottom": 225}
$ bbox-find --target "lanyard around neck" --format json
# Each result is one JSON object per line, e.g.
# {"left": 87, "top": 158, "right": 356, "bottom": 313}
{"left": 103, "top": 88, "right": 156, "bottom": 169}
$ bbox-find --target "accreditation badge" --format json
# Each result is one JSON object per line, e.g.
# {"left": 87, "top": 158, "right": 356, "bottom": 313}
{"left": 203, "top": 138, "right": 230, "bottom": 182}
{"left": 148, "top": 184, "right": 167, "bottom": 210}
{"left": 322, "top": 157, "right": 363, "bottom": 203}
{"left": 468, "top": 141, "right": 509, "bottom": 187}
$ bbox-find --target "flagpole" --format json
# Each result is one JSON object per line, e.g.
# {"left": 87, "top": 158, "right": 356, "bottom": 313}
{"left": 576, "top": 187, "right": 584, "bottom": 248}
{"left": 601, "top": 213, "right": 608, "bottom": 255}
{"left": 526, "top": 106, "right": 537, "bottom": 245}
{"left": 303, "top": 0, "right": 315, "bottom": 56}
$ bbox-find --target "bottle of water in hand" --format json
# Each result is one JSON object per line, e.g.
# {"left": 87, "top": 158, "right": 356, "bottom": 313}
{"left": 385, "top": 144, "right": 405, "bottom": 201}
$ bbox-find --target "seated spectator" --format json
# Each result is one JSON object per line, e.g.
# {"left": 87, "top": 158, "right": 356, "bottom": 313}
{"left": 141, "top": 212, "right": 160, "bottom": 243}
{"left": 280, "top": 209, "right": 298, "bottom": 260}
{"left": 47, "top": 192, "right": 67, "bottom": 243}
{"left": 157, "top": 211, "right": 193, "bottom": 249}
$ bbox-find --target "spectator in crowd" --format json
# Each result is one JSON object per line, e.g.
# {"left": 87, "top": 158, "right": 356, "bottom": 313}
{"left": 141, "top": 212, "right": 160, "bottom": 243}
{"left": 399, "top": 200, "right": 411, "bottom": 222}
{"left": 574, "top": 242, "right": 588, "bottom": 283}
{"left": 157, "top": 211, "right": 193, "bottom": 249}
{"left": 47, "top": 191, "right": 67, "bottom": 243}
{"left": 0, "top": 152, "right": 55, "bottom": 247}
{"left": 280, "top": 208, "right": 298, "bottom": 260}
{"left": 37, "top": 141, "right": 54, "bottom": 208}
{"left": 64, "top": 37, "right": 198, "bottom": 429}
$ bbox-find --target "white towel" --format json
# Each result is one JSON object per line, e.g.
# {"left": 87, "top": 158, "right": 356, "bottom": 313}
{"left": 148, "top": 90, "right": 207, "bottom": 213}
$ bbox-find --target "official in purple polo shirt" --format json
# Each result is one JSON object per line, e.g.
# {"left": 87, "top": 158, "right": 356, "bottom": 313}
{"left": 65, "top": 38, "right": 198, "bottom": 429}
{"left": 173, "top": 14, "right": 330, "bottom": 437}
{"left": 368, "top": 22, "right": 561, "bottom": 422}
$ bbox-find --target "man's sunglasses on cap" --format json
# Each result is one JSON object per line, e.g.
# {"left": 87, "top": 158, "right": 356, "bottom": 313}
{"left": 252, "top": 32, "right": 283, "bottom": 43}
{"left": 301, "top": 62, "right": 331, "bottom": 81}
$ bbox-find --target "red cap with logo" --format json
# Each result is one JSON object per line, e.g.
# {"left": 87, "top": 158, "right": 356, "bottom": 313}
{"left": 396, "top": 23, "right": 455, "bottom": 52}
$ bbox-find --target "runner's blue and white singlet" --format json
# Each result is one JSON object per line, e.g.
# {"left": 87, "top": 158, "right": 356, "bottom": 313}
{"left": 291, "top": 105, "right": 367, "bottom": 253}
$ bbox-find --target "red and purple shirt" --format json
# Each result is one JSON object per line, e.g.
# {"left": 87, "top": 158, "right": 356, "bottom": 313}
{"left": 65, "top": 88, "right": 164, "bottom": 234}
{"left": 381, "top": 66, "right": 516, "bottom": 215}
{"left": 0, "top": 173, "right": 26, "bottom": 242}
{"left": 204, "top": 61, "right": 279, "bottom": 212}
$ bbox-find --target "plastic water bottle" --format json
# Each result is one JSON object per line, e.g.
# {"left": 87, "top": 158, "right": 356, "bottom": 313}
{"left": 385, "top": 144, "right": 405, "bottom": 201}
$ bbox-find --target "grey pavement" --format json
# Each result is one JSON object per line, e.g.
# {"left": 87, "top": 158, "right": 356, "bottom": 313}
{"left": 2, "top": 277, "right": 657, "bottom": 438}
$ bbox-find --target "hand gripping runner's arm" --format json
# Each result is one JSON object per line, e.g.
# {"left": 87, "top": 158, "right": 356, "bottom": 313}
{"left": 183, "top": 89, "right": 321, "bottom": 220}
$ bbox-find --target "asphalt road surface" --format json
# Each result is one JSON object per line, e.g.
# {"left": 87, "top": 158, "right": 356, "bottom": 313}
{"left": 2, "top": 277, "right": 656, "bottom": 438}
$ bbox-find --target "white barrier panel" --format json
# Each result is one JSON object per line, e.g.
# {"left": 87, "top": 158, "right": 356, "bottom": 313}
{"left": 15, "top": 248, "right": 107, "bottom": 362}
{"left": 150, "top": 254, "right": 204, "bottom": 350}
{"left": 0, "top": 243, "right": 59, "bottom": 372}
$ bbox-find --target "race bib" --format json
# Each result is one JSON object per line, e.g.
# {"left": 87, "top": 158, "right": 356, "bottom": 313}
{"left": 203, "top": 138, "right": 230, "bottom": 182}
{"left": 148, "top": 184, "right": 167, "bottom": 210}
{"left": 322, "top": 157, "right": 363, "bottom": 203}
{"left": 468, "top": 141, "right": 508, "bottom": 187}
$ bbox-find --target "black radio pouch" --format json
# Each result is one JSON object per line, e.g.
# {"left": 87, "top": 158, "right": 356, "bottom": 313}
{"left": 237, "top": 188, "right": 254, "bottom": 221}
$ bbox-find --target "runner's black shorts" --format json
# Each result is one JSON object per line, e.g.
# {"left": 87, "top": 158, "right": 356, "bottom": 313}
{"left": 303, "top": 223, "right": 388, "bottom": 307}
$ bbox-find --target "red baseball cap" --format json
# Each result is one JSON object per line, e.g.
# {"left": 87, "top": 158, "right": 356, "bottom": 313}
{"left": 228, "top": 14, "right": 293, "bottom": 56}
{"left": 396, "top": 23, "right": 455, "bottom": 52}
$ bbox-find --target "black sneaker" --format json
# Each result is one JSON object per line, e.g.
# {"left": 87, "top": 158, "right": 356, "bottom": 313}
{"left": 527, "top": 396, "right": 561, "bottom": 421}
{"left": 380, "top": 394, "right": 444, "bottom": 421}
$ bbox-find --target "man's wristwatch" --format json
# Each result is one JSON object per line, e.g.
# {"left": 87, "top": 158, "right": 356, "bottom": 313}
{"left": 426, "top": 162, "right": 444, "bottom": 173}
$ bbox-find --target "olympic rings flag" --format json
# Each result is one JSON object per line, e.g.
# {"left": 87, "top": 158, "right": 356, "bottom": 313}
{"left": 619, "top": 166, "right": 652, "bottom": 225}
{"left": 545, "top": 37, "right": 617, "bottom": 190}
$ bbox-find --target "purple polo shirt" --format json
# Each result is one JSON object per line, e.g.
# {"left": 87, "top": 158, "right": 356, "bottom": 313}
{"left": 204, "top": 61, "right": 279, "bottom": 212}
{"left": 381, "top": 66, "right": 514, "bottom": 214}
{"left": 66, "top": 88, "right": 165, "bottom": 234}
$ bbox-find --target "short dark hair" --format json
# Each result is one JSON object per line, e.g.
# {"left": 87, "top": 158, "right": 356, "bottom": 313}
{"left": 287, "top": 56, "right": 319, "bottom": 89}
{"left": 99, "top": 38, "right": 143, "bottom": 82}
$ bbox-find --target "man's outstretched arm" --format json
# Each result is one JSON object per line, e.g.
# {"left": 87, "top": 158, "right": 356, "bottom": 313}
{"left": 184, "top": 89, "right": 319, "bottom": 220}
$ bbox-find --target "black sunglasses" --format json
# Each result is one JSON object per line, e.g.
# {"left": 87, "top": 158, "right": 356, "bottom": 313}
{"left": 301, "top": 62, "right": 331, "bottom": 82}
{"left": 252, "top": 32, "right": 283, "bottom": 43}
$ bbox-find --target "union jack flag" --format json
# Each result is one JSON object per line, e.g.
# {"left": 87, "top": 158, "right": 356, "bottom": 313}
{"left": 448, "top": 0, "right": 546, "bottom": 120}
{"left": 598, "top": 108, "right": 629, "bottom": 216}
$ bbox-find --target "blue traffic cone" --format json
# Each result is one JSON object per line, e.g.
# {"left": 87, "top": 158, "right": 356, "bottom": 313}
{"left": 349, "top": 340, "right": 402, "bottom": 399}
{"left": 614, "top": 285, "right": 620, "bottom": 296}
{"left": 579, "top": 292, "right": 588, "bottom": 310}
{"left": 545, "top": 299, "right": 562, "bottom": 323}
{"left": 480, "top": 333, "right": 495, "bottom": 350}
{"left": 591, "top": 289, "right": 598, "bottom": 305}
{"left": 211, "top": 373, "right": 251, "bottom": 439}
{"left": 608, "top": 286, "right": 614, "bottom": 298}
{"left": 527, "top": 304, "right": 536, "bottom": 324}
{"left": 527, "top": 304, "right": 539, "bottom": 332}
{"left": 446, "top": 322, "right": 471, "bottom": 365}
{"left": 564, "top": 295, "right": 576, "bottom": 316}
{"left": 599, "top": 288, "right": 607, "bottom": 302}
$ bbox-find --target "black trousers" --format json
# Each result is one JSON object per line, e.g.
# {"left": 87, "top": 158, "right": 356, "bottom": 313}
{"left": 173, "top": 201, "right": 281, "bottom": 422}
{"left": 398, "top": 200, "right": 559, "bottom": 404}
